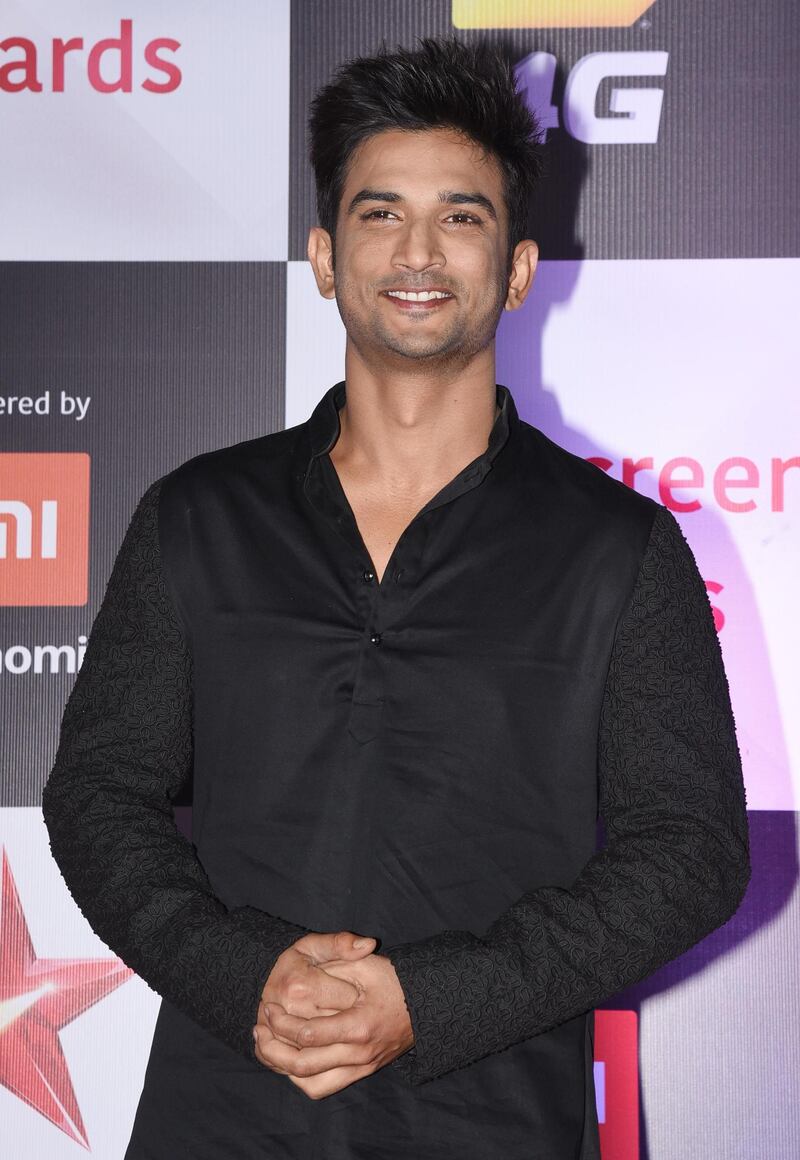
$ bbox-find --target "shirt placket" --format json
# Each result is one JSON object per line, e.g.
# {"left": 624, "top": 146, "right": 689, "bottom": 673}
{"left": 308, "top": 447, "right": 500, "bottom": 747}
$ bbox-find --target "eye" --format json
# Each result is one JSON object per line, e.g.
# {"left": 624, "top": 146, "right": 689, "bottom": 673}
{"left": 446, "top": 212, "right": 482, "bottom": 225}
{"left": 361, "top": 209, "right": 399, "bottom": 221}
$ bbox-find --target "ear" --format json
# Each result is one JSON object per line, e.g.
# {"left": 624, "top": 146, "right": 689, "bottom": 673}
{"left": 504, "top": 240, "right": 539, "bottom": 311}
{"left": 307, "top": 226, "right": 336, "bottom": 300}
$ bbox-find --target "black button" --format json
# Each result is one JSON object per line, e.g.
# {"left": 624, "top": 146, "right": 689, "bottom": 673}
{"left": 370, "top": 632, "right": 382, "bottom": 646}
{"left": 362, "top": 568, "right": 375, "bottom": 583}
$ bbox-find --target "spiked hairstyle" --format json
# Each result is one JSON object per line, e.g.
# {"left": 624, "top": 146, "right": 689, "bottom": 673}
{"left": 308, "top": 37, "right": 545, "bottom": 263}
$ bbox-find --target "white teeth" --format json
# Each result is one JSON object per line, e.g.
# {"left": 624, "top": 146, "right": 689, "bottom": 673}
{"left": 386, "top": 290, "right": 452, "bottom": 301}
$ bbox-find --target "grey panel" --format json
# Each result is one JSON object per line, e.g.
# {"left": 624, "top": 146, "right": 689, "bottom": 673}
{"left": 289, "top": 0, "right": 800, "bottom": 259}
{"left": 0, "top": 262, "right": 286, "bottom": 806}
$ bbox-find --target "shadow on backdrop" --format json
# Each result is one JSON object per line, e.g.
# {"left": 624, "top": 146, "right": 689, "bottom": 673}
{"left": 495, "top": 73, "right": 797, "bottom": 1159}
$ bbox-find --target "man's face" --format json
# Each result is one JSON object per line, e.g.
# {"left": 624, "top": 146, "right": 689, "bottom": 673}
{"left": 320, "top": 127, "right": 516, "bottom": 369}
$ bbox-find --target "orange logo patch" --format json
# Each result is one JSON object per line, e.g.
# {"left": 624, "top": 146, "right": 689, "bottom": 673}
{"left": 0, "top": 454, "right": 90, "bottom": 606}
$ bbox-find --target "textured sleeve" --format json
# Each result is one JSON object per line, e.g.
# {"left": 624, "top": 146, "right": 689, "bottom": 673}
{"left": 41, "top": 478, "right": 309, "bottom": 1061}
{"left": 381, "top": 504, "right": 751, "bottom": 1085}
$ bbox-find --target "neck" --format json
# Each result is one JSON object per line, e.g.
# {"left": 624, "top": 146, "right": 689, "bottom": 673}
{"left": 329, "top": 342, "right": 500, "bottom": 498}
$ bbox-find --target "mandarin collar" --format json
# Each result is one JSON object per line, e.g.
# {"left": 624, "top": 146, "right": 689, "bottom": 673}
{"left": 304, "top": 381, "right": 518, "bottom": 470}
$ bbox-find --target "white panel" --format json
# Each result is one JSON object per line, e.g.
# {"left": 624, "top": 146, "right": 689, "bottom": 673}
{"left": 498, "top": 258, "right": 799, "bottom": 810}
{"left": 0, "top": 0, "right": 290, "bottom": 259}
{"left": 285, "top": 260, "right": 347, "bottom": 429}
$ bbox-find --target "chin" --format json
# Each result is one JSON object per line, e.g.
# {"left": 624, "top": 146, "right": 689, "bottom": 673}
{"left": 382, "top": 328, "right": 465, "bottom": 360}
{"left": 385, "top": 339, "right": 461, "bottom": 360}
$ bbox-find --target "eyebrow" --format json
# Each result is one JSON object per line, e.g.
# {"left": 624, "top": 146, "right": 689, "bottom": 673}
{"left": 347, "top": 188, "right": 497, "bottom": 220}
{"left": 347, "top": 189, "right": 401, "bottom": 213}
{"left": 439, "top": 190, "right": 497, "bottom": 220}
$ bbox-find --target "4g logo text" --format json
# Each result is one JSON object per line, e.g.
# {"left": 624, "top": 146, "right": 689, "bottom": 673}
{"left": 515, "top": 51, "right": 669, "bottom": 145}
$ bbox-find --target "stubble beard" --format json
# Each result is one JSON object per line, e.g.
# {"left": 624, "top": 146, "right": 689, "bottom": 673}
{"left": 334, "top": 273, "right": 508, "bottom": 374}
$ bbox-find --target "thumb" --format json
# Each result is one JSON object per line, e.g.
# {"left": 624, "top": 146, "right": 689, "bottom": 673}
{"left": 296, "top": 930, "right": 376, "bottom": 963}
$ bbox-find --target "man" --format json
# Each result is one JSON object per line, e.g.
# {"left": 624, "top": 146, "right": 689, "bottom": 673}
{"left": 42, "top": 37, "right": 750, "bottom": 1160}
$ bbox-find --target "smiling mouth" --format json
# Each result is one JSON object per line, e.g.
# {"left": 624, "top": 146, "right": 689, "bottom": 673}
{"left": 382, "top": 289, "right": 455, "bottom": 308}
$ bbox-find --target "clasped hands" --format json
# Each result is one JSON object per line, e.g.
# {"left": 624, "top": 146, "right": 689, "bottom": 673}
{"left": 252, "top": 930, "right": 415, "bottom": 1100}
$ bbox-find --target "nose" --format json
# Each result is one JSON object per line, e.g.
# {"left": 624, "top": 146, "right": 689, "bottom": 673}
{"left": 391, "top": 217, "right": 445, "bottom": 273}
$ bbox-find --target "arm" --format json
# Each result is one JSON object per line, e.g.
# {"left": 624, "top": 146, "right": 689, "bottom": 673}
{"left": 380, "top": 504, "right": 751, "bottom": 1085}
{"left": 41, "top": 479, "right": 310, "bottom": 1060}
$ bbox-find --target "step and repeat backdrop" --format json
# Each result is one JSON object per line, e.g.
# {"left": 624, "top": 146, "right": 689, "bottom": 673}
{"left": 1, "top": 1, "right": 798, "bottom": 1157}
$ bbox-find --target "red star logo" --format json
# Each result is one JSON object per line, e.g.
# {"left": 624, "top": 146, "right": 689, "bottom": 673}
{"left": 0, "top": 846, "right": 133, "bottom": 1149}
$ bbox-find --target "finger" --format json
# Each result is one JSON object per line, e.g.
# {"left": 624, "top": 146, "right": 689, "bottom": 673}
{"left": 253, "top": 1020, "right": 286, "bottom": 1073}
{"left": 274, "top": 967, "right": 360, "bottom": 1017}
{"left": 307, "top": 965, "right": 365, "bottom": 1012}
{"left": 257, "top": 1034, "right": 375, "bottom": 1078}
{"left": 293, "top": 930, "right": 376, "bottom": 965}
{"left": 266, "top": 1003, "right": 369, "bottom": 1051}
{"left": 262, "top": 1002, "right": 311, "bottom": 1047}
{"left": 289, "top": 1063, "right": 374, "bottom": 1100}
{"left": 257, "top": 1007, "right": 340, "bottom": 1036}
{"left": 313, "top": 960, "right": 366, "bottom": 986}
{"left": 260, "top": 1002, "right": 340, "bottom": 1046}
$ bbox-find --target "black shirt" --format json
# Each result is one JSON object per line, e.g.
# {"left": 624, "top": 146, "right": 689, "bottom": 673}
{"left": 42, "top": 382, "right": 750, "bottom": 1160}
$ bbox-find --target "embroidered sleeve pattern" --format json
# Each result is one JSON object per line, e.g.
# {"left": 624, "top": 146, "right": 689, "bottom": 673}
{"left": 381, "top": 504, "right": 751, "bottom": 1086}
{"left": 41, "top": 479, "right": 309, "bottom": 1061}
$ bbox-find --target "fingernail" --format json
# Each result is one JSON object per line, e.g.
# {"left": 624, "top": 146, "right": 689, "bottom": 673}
{"left": 353, "top": 937, "right": 372, "bottom": 948}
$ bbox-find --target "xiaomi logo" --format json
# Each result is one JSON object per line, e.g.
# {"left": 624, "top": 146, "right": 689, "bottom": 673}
{"left": 0, "top": 454, "right": 89, "bottom": 606}
{"left": 453, "top": 1, "right": 656, "bottom": 27}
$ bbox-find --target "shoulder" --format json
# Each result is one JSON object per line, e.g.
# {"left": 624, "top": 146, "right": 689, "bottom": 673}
{"left": 164, "top": 423, "right": 302, "bottom": 494}
{"left": 146, "top": 422, "right": 309, "bottom": 532}
{"left": 520, "top": 421, "right": 657, "bottom": 522}
{"left": 517, "top": 420, "right": 661, "bottom": 557}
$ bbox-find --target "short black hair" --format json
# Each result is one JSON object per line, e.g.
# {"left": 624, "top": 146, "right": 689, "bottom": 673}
{"left": 308, "top": 37, "right": 544, "bottom": 261}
